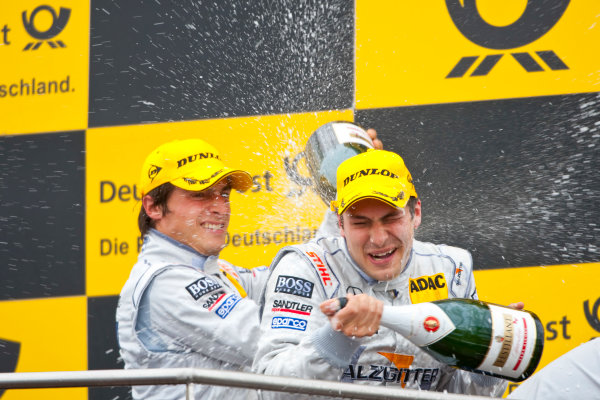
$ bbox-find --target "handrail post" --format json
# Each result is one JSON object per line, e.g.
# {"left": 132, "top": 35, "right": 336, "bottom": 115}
{"left": 186, "top": 382, "right": 194, "bottom": 400}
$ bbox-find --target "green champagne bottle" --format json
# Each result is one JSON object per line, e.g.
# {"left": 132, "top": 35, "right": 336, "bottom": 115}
{"left": 304, "top": 121, "right": 374, "bottom": 204}
{"left": 378, "top": 298, "right": 544, "bottom": 382}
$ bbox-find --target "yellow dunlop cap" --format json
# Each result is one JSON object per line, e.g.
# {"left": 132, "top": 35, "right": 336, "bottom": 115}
{"left": 140, "top": 139, "right": 253, "bottom": 197}
{"left": 331, "top": 149, "right": 417, "bottom": 214}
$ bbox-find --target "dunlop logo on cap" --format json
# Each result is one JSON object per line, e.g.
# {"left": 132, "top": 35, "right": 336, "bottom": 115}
{"left": 147, "top": 165, "right": 162, "bottom": 182}
{"left": 177, "top": 152, "right": 220, "bottom": 168}
{"left": 343, "top": 168, "right": 399, "bottom": 187}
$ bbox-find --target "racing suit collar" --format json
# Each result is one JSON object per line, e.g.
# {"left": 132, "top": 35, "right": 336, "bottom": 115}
{"left": 147, "top": 229, "right": 209, "bottom": 269}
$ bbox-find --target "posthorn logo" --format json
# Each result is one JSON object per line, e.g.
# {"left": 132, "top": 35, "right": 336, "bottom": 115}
{"left": 583, "top": 297, "right": 600, "bottom": 334}
{"left": 22, "top": 5, "right": 71, "bottom": 51}
{"left": 445, "top": 0, "right": 570, "bottom": 78}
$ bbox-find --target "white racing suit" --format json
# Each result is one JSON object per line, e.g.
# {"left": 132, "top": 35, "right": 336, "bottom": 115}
{"left": 117, "top": 229, "right": 269, "bottom": 400}
{"left": 253, "top": 236, "right": 507, "bottom": 398}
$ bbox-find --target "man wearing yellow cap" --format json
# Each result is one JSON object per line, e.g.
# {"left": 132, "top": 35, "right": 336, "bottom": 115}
{"left": 116, "top": 124, "right": 382, "bottom": 399}
{"left": 253, "top": 149, "right": 507, "bottom": 397}
{"left": 116, "top": 139, "right": 267, "bottom": 399}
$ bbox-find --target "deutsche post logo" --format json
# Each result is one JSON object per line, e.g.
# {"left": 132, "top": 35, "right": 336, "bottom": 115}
{"left": 583, "top": 297, "right": 600, "bottom": 335}
{"left": 446, "top": 0, "right": 569, "bottom": 78}
{"left": 22, "top": 5, "right": 71, "bottom": 51}
{"left": 284, "top": 150, "right": 312, "bottom": 197}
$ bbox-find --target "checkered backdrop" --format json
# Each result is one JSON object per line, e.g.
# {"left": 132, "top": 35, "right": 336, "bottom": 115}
{"left": 1, "top": 1, "right": 599, "bottom": 399}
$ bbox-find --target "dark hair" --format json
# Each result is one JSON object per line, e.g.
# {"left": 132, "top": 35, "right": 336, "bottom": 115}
{"left": 339, "top": 196, "right": 419, "bottom": 228}
{"left": 138, "top": 182, "right": 176, "bottom": 237}
{"left": 405, "top": 196, "right": 419, "bottom": 218}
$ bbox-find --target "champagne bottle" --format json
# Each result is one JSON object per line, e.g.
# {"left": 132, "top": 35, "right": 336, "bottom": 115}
{"left": 304, "top": 121, "right": 374, "bottom": 204}
{"left": 377, "top": 298, "right": 544, "bottom": 382}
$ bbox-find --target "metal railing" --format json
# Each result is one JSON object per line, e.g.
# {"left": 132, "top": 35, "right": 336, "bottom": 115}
{"left": 0, "top": 368, "right": 499, "bottom": 399}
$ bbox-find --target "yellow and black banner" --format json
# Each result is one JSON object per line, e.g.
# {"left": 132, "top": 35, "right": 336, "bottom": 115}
{"left": 356, "top": 1, "right": 600, "bottom": 108}
{"left": 0, "top": 1, "right": 598, "bottom": 399}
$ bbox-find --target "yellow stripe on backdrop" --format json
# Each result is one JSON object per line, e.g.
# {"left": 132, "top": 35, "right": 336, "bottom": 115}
{"left": 475, "top": 262, "right": 600, "bottom": 396}
{"left": 85, "top": 110, "right": 353, "bottom": 297}
{"left": 0, "top": 296, "right": 87, "bottom": 399}
{"left": 0, "top": 1, "right": 89, "bottom": 135}
{"left": 356, "top": 0, "right": 600, "bottom": 109}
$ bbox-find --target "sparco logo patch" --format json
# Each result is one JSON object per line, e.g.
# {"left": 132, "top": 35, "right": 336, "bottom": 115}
{"left": 215, "top": 294, "right": 241, "bottom": 319}
{"left": 272, "top": 299, "right": 313, "bottom": 316}
{"left": 274, "top": 275, "right": 314, "bottom": 299}
{"left": 446, "top": 0, "right": 570, "bottom": 78}
{"left": 271, "top": 316, "right": 308, "bottom": 331}
{"left": 186, "top": 277, "right": 222, "bottom": 300}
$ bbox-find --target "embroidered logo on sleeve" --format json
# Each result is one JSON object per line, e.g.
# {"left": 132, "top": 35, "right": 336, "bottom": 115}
{"left": 202, "top": 290, "right": 227, "bottom": 310}
{"left": 186, "top": 277, "right": 222, "bottom": 300}
{"left": 215, "top": 294, "right": 242, "bottom": 319}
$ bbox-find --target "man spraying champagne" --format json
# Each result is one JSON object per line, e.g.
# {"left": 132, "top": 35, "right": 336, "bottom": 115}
{"left": 254, "top": 149, "right": 509, "bottom": 397}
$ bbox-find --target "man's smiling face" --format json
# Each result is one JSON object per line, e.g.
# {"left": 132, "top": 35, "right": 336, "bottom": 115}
{"left": 153, "top": 180, "right": 232, "bottom": 256}
{"left": 340, "top": 198, "right": 421, "bottom": 281}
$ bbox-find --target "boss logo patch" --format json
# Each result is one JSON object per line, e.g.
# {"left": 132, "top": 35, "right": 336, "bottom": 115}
{"left": 186, "top": 277, "right": 222, "bottom": 300}
{"left": 274, "top": 275, "right": 314, "bottom": 299}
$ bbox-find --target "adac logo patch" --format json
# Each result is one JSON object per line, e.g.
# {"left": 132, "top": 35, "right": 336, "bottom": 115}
{"left": 409, "top": 273, "right": 448, "bottom": 304}
{"left": 22, "top": 6, "right": 71, "bottom": 51}
{"left": 446, "top": 0, "right": 570, "bottom": 78}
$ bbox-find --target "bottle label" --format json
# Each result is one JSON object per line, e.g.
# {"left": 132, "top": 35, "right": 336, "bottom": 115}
{"left": 331, "top": 122, "right": 374, "bottom": 149}
{"left": 381, "top": 303, "right": 456, "bottom": 346}
{"left": 477, "top": 304, "right": 538, "bottom": 379}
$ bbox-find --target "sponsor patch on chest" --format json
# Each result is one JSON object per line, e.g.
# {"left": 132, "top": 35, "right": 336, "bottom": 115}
{"left": 271, "top": 299, "right": 313, "bottom": 315}
{"left": 185, "top": 277, "right": 222, "bottom": 300}
{"left": 409, "top": 273, "right": 448, "bottom": 304}
{"left": 271, "top": 316, "right": 308, "bottom": 331}
{"left": 274, "top": 275, "right": 314, "bottom": 299}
